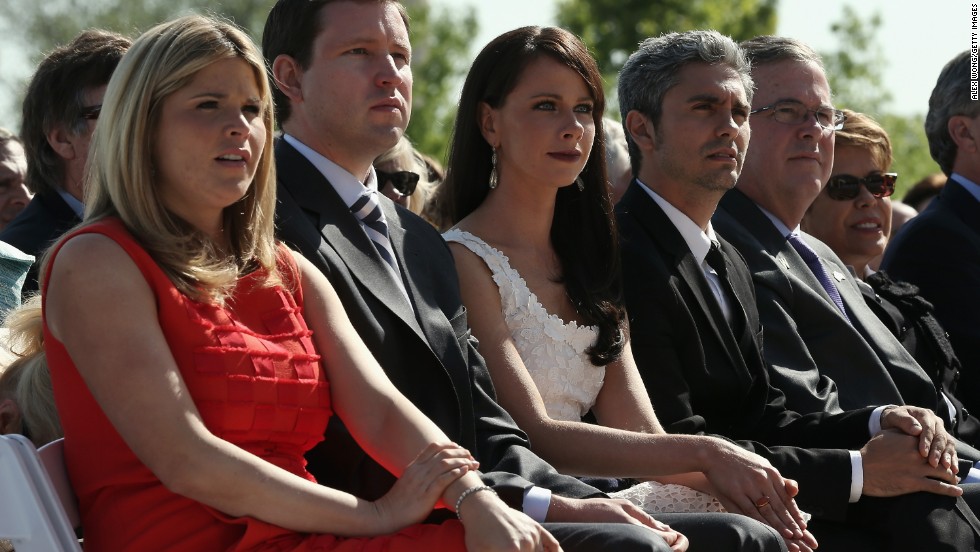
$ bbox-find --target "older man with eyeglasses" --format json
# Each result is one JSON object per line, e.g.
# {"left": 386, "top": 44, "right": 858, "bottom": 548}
{"left": 0, "top": 29, "right": 130, "bottom": 299}
{"left": 710, "top": 35, "right": 980, "bottom": 543}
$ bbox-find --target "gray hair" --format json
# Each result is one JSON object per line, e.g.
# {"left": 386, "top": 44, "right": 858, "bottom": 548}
{"left": 618, "top": 30, "right": 753, "bottom": 176}
{"left": 739, "top": 35, "right": 824, "bottom": 69}
{"left": 926, "top": 51, "right": 980, "bottom": 176}
{"left": 0, "top": 128, "right": 21, "bottom": 149}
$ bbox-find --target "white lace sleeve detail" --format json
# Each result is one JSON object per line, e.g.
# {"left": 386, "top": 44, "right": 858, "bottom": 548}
{"left": 610, "top": 482, "right": 725, "bottom": 514}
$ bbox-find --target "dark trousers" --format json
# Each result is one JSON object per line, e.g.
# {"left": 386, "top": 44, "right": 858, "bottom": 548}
{"left": 808, "top": 484, "right": 980, "bottom": 551}
{"left": 546, "top": 512, "right": 786, "bottom": 552}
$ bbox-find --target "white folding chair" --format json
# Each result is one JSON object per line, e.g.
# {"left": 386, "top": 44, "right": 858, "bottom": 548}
{"left": 0, "top": 435, "right": 81, "bottom": 551}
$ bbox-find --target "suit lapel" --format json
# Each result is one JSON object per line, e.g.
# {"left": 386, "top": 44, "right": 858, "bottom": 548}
{"left": 275, "top": 140, "right": 429, "bottom": 343}
{"left": 379, "top": 199, "right": 457, "bottom": 354}
{"left": 722, "top": 190, "right": 851, "bottom": 323}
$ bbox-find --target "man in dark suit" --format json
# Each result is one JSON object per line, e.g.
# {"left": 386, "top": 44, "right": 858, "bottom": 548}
{"left": 615, "top": 30, "right": 980, "bottom": 551}
{"left": 0, "top": 29, "right": 130, "bottom": 298}
{"left": 883, "top": 51, "right": 980, "bottom": 417}
{"left": 706, "top": 37, "right": 980, "bottom": 458}
{"left": 262, "top": 1, "right": 787, "bottom": 551}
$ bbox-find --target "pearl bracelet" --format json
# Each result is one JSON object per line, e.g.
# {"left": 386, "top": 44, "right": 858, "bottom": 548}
{"left": 454, "top": 485, "right": 497, "bottom": 520}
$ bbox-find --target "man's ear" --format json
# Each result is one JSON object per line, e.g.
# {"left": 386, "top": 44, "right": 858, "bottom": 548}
{"left": 272, "top": 54, "right": 304, "bottom": 104}
{"left": 948, "top": 115, "right": 980, "bottom": 154}
{"left": 625, "top": 110, "right": 657, "bottom": 152}
{"left": 0, "top": 398, "right": 22, "bottom": 435}
{"left": 477, "top": 101, "right": 498, "bottom": 148}
{"left": 46, "top": 125, "right": 79, "bottom": 161}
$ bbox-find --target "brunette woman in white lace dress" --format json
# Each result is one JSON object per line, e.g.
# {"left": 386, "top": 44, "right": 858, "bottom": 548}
{"left": 440, "top": 26, "right": 815, "bottom": 552}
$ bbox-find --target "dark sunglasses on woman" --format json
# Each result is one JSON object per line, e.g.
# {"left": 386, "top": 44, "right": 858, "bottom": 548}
{"left": 376, "top": 169, "right": 420, "bottom": 196}
{"left": 825, "top": 172, "right": 897, "bottom": 201}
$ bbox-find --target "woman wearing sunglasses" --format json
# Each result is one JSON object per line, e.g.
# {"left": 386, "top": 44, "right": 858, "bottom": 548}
{"left": 373, "top": 136, "right": 433, "bottom": 218}
{"left": 801, "top": 110, "right": 977, "bottom": 442}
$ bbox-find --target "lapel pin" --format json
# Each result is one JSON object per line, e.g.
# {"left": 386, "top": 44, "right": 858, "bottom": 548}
{"left": 779, "top": 256, "right": 790, "bottom": 270}
{"left": 833, "top": 271, "right": 846, "bottom": 282}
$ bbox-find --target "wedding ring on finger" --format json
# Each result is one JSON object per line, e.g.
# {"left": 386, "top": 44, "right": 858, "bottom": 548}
{"left": 754, "top": 495, "right": 771, "bottom": 509}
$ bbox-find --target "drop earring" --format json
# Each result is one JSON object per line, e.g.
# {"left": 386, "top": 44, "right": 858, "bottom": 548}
{"left": 489, "top": 148, "right": 499, "bottom": 189}
{"left": 575, "top": 176, "right": 585, "bottom": 191}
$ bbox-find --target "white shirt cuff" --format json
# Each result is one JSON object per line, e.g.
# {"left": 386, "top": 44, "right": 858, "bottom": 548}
{"left": 522, "top": 486, "right": 552, "bottom": 522}
{"left": 868, "top": 404, "right": 896, "bottom": 436}
{"left": 963, "top": 466, "right": 980, "bottom": 485}
{"left": 848, "top": 450, "right": 863, "bottom": 503}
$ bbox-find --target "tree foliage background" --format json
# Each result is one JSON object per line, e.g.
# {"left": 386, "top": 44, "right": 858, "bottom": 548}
{"left": 820, "top": 6, "right": 938, "bottom": 198}
{"left": 556, "top": 0, "right": 778, "bottom": 108}
{"left": 0, "top": 0, "right": 475, "bottom": 162}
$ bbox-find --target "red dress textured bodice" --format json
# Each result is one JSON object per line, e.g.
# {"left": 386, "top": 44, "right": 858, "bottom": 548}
{"left": 43, "top": 218, "right": 464, "bottom": 551}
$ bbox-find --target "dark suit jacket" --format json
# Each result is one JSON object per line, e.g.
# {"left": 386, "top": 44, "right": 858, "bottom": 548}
{"left": 714, "top": 190, "right": 947, "bottom": 420}
{"left": 616, "top": 182, "right": 876, "bottom": 522}
{"left": 883, "top": 178, "right": 980, "bottom": 417}
{"left": 0, "top": 191, "right": 81, "bottom": 298}
{"left": 273, "top": 140, "right": 602, "bottom": 512}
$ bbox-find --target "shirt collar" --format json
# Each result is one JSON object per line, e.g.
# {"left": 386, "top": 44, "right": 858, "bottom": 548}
{"left": 283, "top": 133, "right": 379, "bottom": 208}
{"left": 949, "top": 172, "right": 980, "bottom": 203}
{"left": 636, "top": 178, "right": 718, "bottom": 264}
{"left": 755, "top": 202, "right": 800, "bottom": 238}
{"left": 56, "top": 187, "right": 85, "bottom": 218}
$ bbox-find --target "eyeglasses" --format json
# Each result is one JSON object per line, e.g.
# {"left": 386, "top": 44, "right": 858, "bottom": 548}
{"left": 750, "top": 100, "right": 846, "bottom": 131}
{"left": 377, "top": 169, "right": 420, "bottom": 196}
{"left": 79, "top": 104, "right": 102, "bottom": 121}
{"left": 825, "top": 172, "right": 898, "bottom": 200}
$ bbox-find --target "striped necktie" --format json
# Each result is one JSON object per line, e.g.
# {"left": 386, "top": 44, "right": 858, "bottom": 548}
{"left": 350, "top": 191, "right": 404, "bottom": 291}
{"left": 787, "top": 233, "right": 851, "bottom": 323}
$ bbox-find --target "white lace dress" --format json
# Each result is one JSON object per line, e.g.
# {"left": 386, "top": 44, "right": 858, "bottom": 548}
{"left": 444, "top": 229, "right": 723, "bottom": 514}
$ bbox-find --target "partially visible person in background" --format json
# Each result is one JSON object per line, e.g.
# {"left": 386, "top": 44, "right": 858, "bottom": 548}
{"left": 0, "top": 296, "right": 59, "bottom": 448}
{"left": 884, "top": 50, "right": 980, "bottom": 421}
{"left": 886, "top": 201, "right": 917, "bottom": 248}
{"left": 0, "top": 29, "right": 131, "bottom": 299}
{"left": 374, "top": 135, "right": 434, "bottom": 217}
{"left": 0, "top": 129, "right": 31, "bottom": 231}
{"left": 419, "top": 153, "right": 452, "bottom": 231}
{"left": 603, "top": 116, "right": 632, "bottom": 205}
{"left": 902, "top": 172, "right": 945, "bottom": 212}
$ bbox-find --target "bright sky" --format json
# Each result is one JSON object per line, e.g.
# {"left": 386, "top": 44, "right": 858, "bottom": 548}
{"left": 0, "top": 0, "right": 968, "bottom": 128}
{"left": 433, "top": 0, "right": 968, "bottom": 117}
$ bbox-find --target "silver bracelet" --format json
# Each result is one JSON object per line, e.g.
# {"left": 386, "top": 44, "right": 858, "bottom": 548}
{"left": 454, "top": 485, "right": 497, "bottom": 520}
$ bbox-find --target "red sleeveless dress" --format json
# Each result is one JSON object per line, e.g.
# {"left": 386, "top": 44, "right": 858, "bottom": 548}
{"left": 42, "top": 218, "right": 465, "bottom": 551}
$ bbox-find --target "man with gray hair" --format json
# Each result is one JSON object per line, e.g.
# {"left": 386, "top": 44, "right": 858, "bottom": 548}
{"left": 616, "top": 30, "right": 980, "bottom": 551}
{"left": 0, "top": 29, "right": 130, "bottom": 297}
{"left": 883, "top": 51, "right": 980, "bottom": 418}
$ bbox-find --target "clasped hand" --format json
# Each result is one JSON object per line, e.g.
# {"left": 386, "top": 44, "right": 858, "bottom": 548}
{"left": 879, "top": 405, "right": 959, "bottom": 472}
{"left": 704, "top": 440, "right": 817, "bottom": 551}
{"left": 373, "top": 442, "right": 478, "bottom": 531}
{"left": 862, "top": 427, "right": 963, "bottom": 498}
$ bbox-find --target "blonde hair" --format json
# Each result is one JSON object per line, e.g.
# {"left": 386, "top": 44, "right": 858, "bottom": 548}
{"left": 374, "top": 135, "right": 435, "bottom": 217}
{"left": 0, "top": 296, "right": 61, "bottom": 447}
{"left": 79, "top": 14, "right": 278, "bottom": 304}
